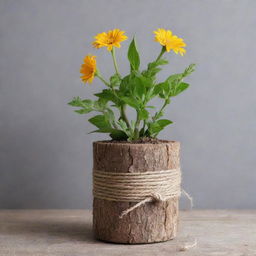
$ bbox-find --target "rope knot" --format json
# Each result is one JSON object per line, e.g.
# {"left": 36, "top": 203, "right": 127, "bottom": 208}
{"left": 119, "top": 193, "right": 167, "bottom": 219}
{"left": 150, "top": 192, "right": 165, "bottom": 202}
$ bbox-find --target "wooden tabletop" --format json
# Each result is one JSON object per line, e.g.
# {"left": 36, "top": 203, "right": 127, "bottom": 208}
{"left": 0, "top": 210, "right": 255, "bottom": 256}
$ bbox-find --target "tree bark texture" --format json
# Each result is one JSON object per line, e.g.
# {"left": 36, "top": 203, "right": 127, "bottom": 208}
{"left": 93, "top": 141, "right": 180, "bottom": 244}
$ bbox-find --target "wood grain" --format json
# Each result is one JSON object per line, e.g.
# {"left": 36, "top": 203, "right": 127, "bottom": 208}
{"left": 93, "top": 141, "right": 180, "bottom": 243}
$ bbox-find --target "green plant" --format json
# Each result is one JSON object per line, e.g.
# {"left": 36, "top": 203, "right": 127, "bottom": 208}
{"left": 69, "top": 28, "right": 195, "bottom": 141}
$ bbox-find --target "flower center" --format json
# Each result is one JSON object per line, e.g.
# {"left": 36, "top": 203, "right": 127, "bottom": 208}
{"left": 107, "top": 38, "right": 114, "bottom": 44}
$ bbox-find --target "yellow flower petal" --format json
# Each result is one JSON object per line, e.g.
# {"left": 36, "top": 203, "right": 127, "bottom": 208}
{"left": 92, "top": 29, "right": 128, "bottom": 51}
{"left": 154, "top": 28, "right": 186, "bottom": 56}
{"left": 80, "top": 55, "right": 96, "bottom": 84}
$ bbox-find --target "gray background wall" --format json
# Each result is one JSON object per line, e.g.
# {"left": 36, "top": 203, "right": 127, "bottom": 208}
{"left": 0, "top": 0, "right": 255, "bottom": 209}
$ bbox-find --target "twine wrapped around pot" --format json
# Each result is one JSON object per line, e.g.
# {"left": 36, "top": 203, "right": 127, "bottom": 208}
{"left": 93, "top": 168, "right": 181, "bottom": 218}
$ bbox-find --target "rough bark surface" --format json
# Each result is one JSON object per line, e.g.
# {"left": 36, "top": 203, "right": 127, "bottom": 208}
{"left": 93, "top": 141, "right": 180, "bottom": 244}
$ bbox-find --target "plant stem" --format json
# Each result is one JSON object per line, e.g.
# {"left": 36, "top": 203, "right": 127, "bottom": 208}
{"left": 110, "top": 48, "right": 130, "bottom": 131}
{"left": 95, "top": 71, "right": 110, "bottom": 87}
{"left": 120, "top": 104, "right": 130, "bottom": 128}
{"left": 155, "top": 46, "right": 166, "bottom": 62}
{"left": 112, "top": 121, "right": 119, "bottom": 130}
{"left": 134, "top": 110, "right": 141, "bottom": 140}
{"left": 111, "top": 48, "right": 121, "bottom": 78}
{"left": 153, "top": 99, "right": 169, "bottom": 121}
{"left": 141, "top": 120, "right": 146, "bottom": 136}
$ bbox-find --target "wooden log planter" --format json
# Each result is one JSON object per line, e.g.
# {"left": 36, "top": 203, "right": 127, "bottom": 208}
{"left": 93, "top": 140, "right": 181, "bottom": 244}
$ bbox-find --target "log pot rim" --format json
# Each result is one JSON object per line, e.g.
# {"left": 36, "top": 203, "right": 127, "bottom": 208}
{"left": 93, "top": 140, "right": 180, "bottom": 147}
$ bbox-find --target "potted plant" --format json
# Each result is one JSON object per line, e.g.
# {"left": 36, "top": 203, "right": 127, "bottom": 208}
{"left": 69, "top": 28, "right": 195, "bottom": 244}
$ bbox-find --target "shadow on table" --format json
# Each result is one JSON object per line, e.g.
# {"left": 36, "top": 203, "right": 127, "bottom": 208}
{"left": 6, "top": 218, "right": 95, "bottom": 243}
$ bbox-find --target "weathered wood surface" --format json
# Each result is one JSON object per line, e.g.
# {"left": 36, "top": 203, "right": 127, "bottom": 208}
{"left": 93, "top": 141, "right": 180, "bottom": 243}
{"left": 0, "top": 210, "right": 255, "bottom": 256}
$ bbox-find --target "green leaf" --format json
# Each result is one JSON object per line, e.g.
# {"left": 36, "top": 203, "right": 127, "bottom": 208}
{"left": 68, "top": 97, "right": 94, "bottom": 114}
{"left": 133, "top": 76, "right": 146, "bottom": 99}
{"left": 93, "top": 100, "right": 107, "bottom": 112}
{"left": 142, "top": 58, "right": 168, "bottom": 79}
{"left": 105, "top": 109, "right": 115, "bottom": 124}
{"left": 157, "top": 119, "right": 173, "bottom": 127}
{"left": 172, "top": 82, "right": 190, "bottom": 96}
{"left": 119, "top": 75, "right": 130, "bottom": 93}
{"left": 74, "top": 109, "right": 91, "bottom": 114}
{"left": 148, "top": 119, "right": 172, "bottom": 136}
{"left": 88, "top": 115, "right": 111, "bottom": 129}
{"left": 68, "top": 97, "right": 81, "bottom": 107}
{"left": 156, "top": 58, "right": 169, "bottom": 65}
{"left": 150, "top": 82, "right": 166, "bottom": 99}
{"left": 110, "top": 74, "right": 121, "bottom": 87}
{"left": 68, "top": 97, "right": 93, "bottom": 108}
{"left": 156, "top": 81, "right": 170, "bottom": 98}
{"left": 153, "top": 84, "right": 163, "bottom": 95}
{"left": 162, "top": 73, "right": 190, "bottom": 98}
{"left": 138, "top": 109, "right": 149, "bottom": 120}
{"left": 134, "top": 82, "right": 144, "bottom": 99}
{"left": 121, "top": 97, "right": 139, "bottom": 109}
{"left": 117, "top": 119, "right": 128, "bottom": 131}
{"left": 183, "top": 64, "right": 196, "bottom": 77}
{"left": 95, "top": 89, "right": 119, "bottom": 104}
{"left": 128, "top": 37, "right": 140, "bottom": 71}
{"left": 130, "top": 120, "right": 136, "bottom": 130}
{"left": 148, "top": 58, "right": 168, "bottom": 69}
{"left": 130, "top": 74, "right": 154, "bottom": 103}
{"left": 110, "top": 130, "right": 128, "bottom": 140}
{"left": 136, "top": 74, "right": 153, "bottom": 88}
{"left": 167, "top": 63, "right": 195, "bottom": 97}
{"left": 166, "top": 74, "right": 182, "bottom": 85}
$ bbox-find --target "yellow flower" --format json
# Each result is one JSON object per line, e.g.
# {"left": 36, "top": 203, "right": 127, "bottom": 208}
{"left": 80, "top": 55, "right": 97, "bottom": 84}
{"left": 154, "top": 28, "right": 186, "bottom": 56}
{"left": 92, "top": 29, "right": 128, "bottom": 51}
